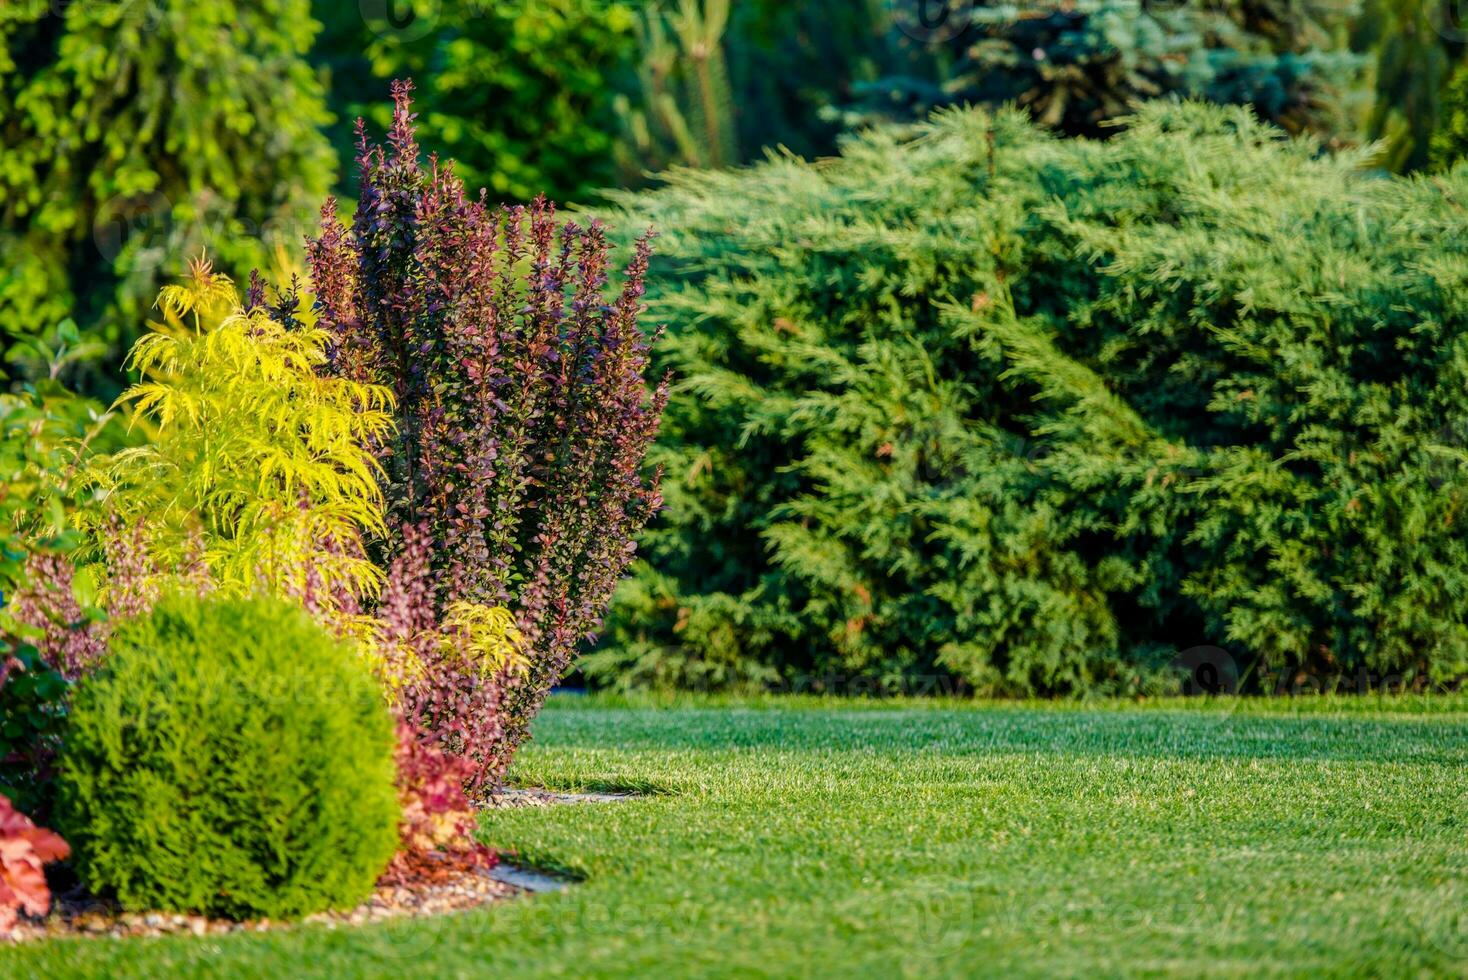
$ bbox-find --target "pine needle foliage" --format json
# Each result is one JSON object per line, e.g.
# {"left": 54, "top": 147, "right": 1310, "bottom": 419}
{"left": 88, "top": 259, "right": 394, "bottom": 628}
{"left": 615, "top": 0, "right": 740, "bottom": 174}
{"left": 594, "top": 101, "right": 1468, "bottom": 695}
{"left": 57, "top": 592, "right": 399, "bottom": 920}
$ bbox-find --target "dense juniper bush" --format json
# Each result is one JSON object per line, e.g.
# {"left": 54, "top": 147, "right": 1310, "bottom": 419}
{"left": 594, "top": 102, "right": 1468, "bottom": 696}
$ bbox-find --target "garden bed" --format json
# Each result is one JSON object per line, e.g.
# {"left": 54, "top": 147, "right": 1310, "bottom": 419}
{"left": 5, "top": 865, "right": 518, "bottom": 943}
{"left": 4, "top": 788, "right": 632, "bottom": 943}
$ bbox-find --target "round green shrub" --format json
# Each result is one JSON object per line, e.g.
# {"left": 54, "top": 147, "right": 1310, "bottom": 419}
{"left": 57, "top": 592, "right": 399, "bottom": 920}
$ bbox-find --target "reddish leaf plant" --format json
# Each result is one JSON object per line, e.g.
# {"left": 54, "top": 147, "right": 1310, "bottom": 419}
{"left": 381, "top": 721, "right": 496, "bottom": 886}
{"left": 375, "top": 521, "right": 511, "bottom": 792}
{"left": 0, "top": 794, "right": 69, "bottom": 935}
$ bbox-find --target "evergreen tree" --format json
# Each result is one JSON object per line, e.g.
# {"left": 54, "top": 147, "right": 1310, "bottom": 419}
{"left": 0, "top": 0, "right": 335, "bottom": 390}
{"left": 855, "top": 0, "right": 1362, "bottom": 142}
{"left": 615, "top": 0, "right": 742, "bottom": 174}
{"left": 617, "top": 0, "right": 933, "bottom": 175}
{"left": 1354, "top": 0, "right": 1468, "bottom": 171}
{"left": 593, "top": 101, "right": 1468, "bottom": 695}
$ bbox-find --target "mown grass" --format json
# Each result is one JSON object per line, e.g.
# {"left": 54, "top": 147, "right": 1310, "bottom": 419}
{"left": 5, "top": 695, "right": 1466, "bottom": 978}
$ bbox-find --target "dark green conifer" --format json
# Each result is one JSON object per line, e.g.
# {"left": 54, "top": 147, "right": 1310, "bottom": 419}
{"left": 594, "top": 101, "right": 1468, "bottom": 695}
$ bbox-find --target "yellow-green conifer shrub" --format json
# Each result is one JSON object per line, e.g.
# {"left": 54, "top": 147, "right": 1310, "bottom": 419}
{"left": 57, "top": 592, "right": 399, "bottom": 920}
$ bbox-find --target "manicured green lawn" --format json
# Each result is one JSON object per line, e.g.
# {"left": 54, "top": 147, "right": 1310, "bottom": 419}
{"left": 5, "top": 695, "right": 1467, "bottom": 978}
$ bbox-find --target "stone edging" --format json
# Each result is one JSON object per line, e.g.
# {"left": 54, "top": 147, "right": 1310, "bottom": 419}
{"left": 485, "top": 786, "right": 639, "bottom": 892}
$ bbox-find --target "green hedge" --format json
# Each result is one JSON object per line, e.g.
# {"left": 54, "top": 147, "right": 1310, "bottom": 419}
{"left": 590, "top": 101, "right": 1468, "bottom": 695}
{"left": 58, "top": 593, "right": 398, "bottom": 919}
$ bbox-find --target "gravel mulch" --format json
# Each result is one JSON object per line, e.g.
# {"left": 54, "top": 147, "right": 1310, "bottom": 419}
{"left": 4, "top": 865, "right": 517, "bottom": 943}
{"left": 4, "top": 786, "right": 636, "bottom": 944}
{"left": 485, "top": 787, "right": 640, "bottom": 807}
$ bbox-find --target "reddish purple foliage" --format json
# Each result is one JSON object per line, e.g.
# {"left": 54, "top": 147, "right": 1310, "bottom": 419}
{"left": 376, "top": 521, "right": 438, "bottom": 654}
{"left": 8, "top": 554, "right": 106, "bottom": 681}
{"left": 99, "top": 519, "right": 166, "bottom": 624}
{"left": 381, "top": 720, "right": 496, "bottom": 886}
{"left": 306, "top": 80, "right": 667, "bottom": 771}
{"left": 2, "top": 525, "right": 160, "bottom": 813}
{"left": 377, "top": 522, "right": 511, "bottom": 794}
{"left": 6, "top": 521, "right": 199, "bottom": 682}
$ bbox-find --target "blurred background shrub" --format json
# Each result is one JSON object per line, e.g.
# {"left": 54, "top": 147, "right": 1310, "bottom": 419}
{"left": 314, "top": 0, "right": 639, "bottom": 203}
{"left": 1351, "top": 0, "right": 1468, "bottom": 172}
{"left": 0, "top": 0, "right": 333, "bottom": 393}
{"left": 848, "top": 0, "right": 1365, "bottom": 140}
{"left": 9, "top": 0, "right": 1468, "bottom": 394}
{"left": 591, "top": 102, "right": 1468, "bottom": 695}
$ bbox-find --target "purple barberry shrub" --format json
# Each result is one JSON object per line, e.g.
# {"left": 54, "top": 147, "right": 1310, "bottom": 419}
{"left": 306, "top": 81, "right": 667, "bottom": 774}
